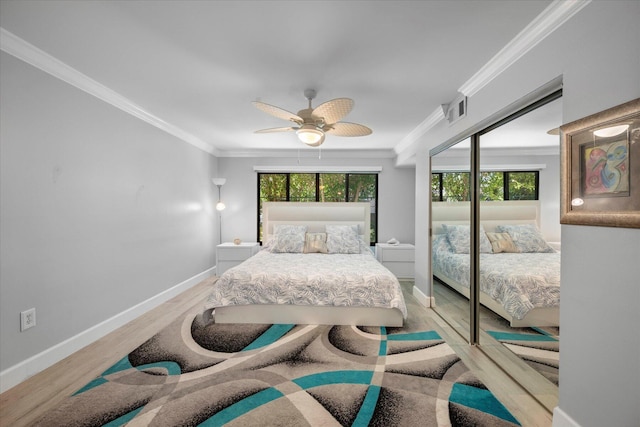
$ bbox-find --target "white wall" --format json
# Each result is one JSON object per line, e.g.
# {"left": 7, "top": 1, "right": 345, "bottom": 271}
{"left": 414, "top": 153, "right": 431, "bottom": 294}
{"left": 216, "top": 155, "right": 415, "bottom": 247}
{"left": 0, "top": 52, "right": 219, "bottom": 389}
{"left": 413, "top": 2, "right": 640, "bottom": 426}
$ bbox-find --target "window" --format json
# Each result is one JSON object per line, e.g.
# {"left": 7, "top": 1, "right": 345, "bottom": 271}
{"left": 319, "top": 173, "right": 346, "bottom": 202}
{"left": 290, "top": 173, "right": 316, "bottom": 202}
{"left": 431, "top": 172, "right": 471, "bottom": 201}
{"left": 258, "top": 173, "right": 378, "bottom": 244}
{"left": 480, "top": 172, "right": 504, "bottom": 201}
{"left": 432, "top": 171, "right": 539, "bottom": 202}
{"left": 348, "top": 174, "right": 377, "bottom": 203}
{"left": 259, "top": 174, "right": 287, "bottom": 202}
{"left": 506, "top": 171, "right": 539, "bottom": 200}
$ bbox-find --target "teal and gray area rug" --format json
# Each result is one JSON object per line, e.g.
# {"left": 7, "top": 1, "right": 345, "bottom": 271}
{"left": 486, "top": 326, "right": 559, "bottom": 386}
{"left": 35, "top": 309, "right": 521, "bottom": 426}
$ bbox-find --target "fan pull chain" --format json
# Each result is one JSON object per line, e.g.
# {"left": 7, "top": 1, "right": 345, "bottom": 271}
{"left": 318, "top": 146, "right": 322, "bottom": 160}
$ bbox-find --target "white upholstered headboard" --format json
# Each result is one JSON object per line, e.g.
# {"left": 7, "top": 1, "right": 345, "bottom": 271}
{"left": 432, "top": 200, "right": 541, "bottom": 235}
{"left": 263, "top": 202, "right": 371, "bottom": 245}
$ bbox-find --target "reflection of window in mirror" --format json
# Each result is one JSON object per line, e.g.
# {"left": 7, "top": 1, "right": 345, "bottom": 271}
{"left": 434, "top": 171, "right": 540, "bottom": 202}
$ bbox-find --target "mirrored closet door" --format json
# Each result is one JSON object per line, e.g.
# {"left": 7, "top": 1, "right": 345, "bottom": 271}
{"left": 430, "top": 92, "right": 562, "bottom": 411}
{"left": 431, "top": 139, "right": 471, "bottom": 344}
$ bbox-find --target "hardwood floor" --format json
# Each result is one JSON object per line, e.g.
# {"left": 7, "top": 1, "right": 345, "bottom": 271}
{"left": 0, "top": 278, "right": 552, "bottom": 426}
{"left": 0, "top": 278, "right": 215, "bottom": 427}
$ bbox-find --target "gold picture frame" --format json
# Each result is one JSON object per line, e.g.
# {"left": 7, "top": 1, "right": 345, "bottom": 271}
{"left": 560, "top": 98, "right": 640, "bottom": 228}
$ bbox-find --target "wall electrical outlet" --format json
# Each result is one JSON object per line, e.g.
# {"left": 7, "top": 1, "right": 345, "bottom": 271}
{"left": 20, "top": 308, "right": 36, "bottom": 331}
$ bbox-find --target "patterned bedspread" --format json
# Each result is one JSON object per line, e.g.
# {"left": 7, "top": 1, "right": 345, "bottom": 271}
{"left": 205, "top": 249, "right": 408, "bottom": 318}
{"left": 432, "top": 235, "right": 560, "bottom": 320}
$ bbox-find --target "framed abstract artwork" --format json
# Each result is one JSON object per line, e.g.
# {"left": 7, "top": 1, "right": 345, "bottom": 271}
{"left": 560, "top": 98, "right": 640, "bottom": 228}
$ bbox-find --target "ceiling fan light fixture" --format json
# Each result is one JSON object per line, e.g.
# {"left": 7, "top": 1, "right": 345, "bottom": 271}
{"left": 253, "top": 90, "right": 369, "bottom": 146}
{"left": 296, "top": 125, "right": 325, "bottom": 146}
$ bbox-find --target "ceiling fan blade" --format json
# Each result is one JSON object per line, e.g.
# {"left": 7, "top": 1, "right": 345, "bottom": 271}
{"left": 312, "top": 98, "right": 354, "bottom": 125}
{"left": 254, "top": 126, "right": 297, "bottom": 134}
{"left": 252, "top": 101, "right": 303, "bottom": 123}
{"left": 325, "top": 122, "right": 372, "bottom": 137}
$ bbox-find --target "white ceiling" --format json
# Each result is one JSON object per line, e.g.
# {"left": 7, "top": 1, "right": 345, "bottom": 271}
{"left": 1, "top": 0, "right": 558, "bottom": 157}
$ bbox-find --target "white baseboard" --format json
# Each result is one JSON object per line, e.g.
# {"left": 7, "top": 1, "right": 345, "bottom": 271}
{"left": 0, "top": 266, "right": 215, "bottom": 394}
{"left": 552, "top": 406, "right": 581, "bottom": 427}
{"left": 412, "top": 285, "right": 432, "bottom": 307}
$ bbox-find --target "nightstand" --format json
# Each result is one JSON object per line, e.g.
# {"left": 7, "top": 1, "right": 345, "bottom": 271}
{"left": 216, "top": 242, "right": 260, "bottom": 275}
{"left": 376, "top": 243, "right": 415, "bottom": 279}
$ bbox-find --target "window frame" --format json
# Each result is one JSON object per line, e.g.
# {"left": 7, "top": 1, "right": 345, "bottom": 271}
{"left": 257, "top": 172, "right": 378, "bottom": 245}
{"left": 431, "top": 170, "right": 540, "bottom": 202}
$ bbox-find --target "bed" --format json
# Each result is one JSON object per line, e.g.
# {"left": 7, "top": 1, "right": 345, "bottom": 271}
{"left": 204, "top": 202, "right": 407, "bottom": 326}
{"left": 432, "top": 201, "right": 560, "bottom": 327}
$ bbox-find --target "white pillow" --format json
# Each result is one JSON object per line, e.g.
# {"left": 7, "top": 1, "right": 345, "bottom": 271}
{"left": 270, "top": 225, "right": 307, "bottom": 253}
{"left": 442, "top": 224, "right": 493, "bottom": 254}
{"left": 325, "top": 225, "right": 361, "bottom": 254}
{"left": 274, "top": 224, "right": 307, "bottom": 236}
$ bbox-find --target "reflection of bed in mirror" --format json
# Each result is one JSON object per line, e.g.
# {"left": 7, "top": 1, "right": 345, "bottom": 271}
{"left": 432, "top": 201, "right": 560, "bottom": 327}
{"left": 204, "top": 202, "right": 407, "bottom": 327}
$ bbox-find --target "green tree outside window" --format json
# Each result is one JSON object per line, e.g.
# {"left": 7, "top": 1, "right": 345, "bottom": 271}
{"left": 319, "top": 174, "right": 346, "bottom": 202}
{"left": 290, "top": 173, "right": 316, "bottom": 202}
{"left": 508, "top": 172, "right": 537, "bottom": 200}
{"left": 480, "top": 172, "right": 504, "bottom": 201}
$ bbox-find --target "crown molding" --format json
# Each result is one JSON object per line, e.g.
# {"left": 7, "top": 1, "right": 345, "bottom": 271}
{"left": 395, "top": 0, "right": 589, "bottom": 160}
{"left": 458, "top": 0, "right": 591, "bottom": 97}
{"left": 393, "top": 107, "right": 446, "bottom": 155}
{"left": 0, "top": 27, "right": 219, "bottom": 156}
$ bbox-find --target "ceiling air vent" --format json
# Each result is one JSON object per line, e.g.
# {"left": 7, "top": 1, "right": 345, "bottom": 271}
{"left": 442, "top": 93, "right": 467, "bottom": 125}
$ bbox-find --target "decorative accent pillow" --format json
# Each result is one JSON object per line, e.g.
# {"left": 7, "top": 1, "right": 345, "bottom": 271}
{"left": 486, "top": 232, "right": 520, "bottom": 253}
{"left": 442, "top": 224, "right": 493, "bottom": 254}
{"left": 270, "top": 225, "right": 307, "bottom": 253}
{"left": 303, "top": 232, "right": 328, "bottom": 254}
{"left": 325, "top": 225, "right": 361, "bottom": 254}
{"left": 495, "top": 224, "right": 555, "bottom": 253}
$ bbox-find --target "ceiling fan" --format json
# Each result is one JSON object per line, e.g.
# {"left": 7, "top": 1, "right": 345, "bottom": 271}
{"left": 252, "top": 89, "right": 372, "bottom": 147}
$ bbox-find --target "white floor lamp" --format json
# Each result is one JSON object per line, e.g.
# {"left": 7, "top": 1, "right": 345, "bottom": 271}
{"left": 212, "top": 178, "right": 226, "bottom": 244}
